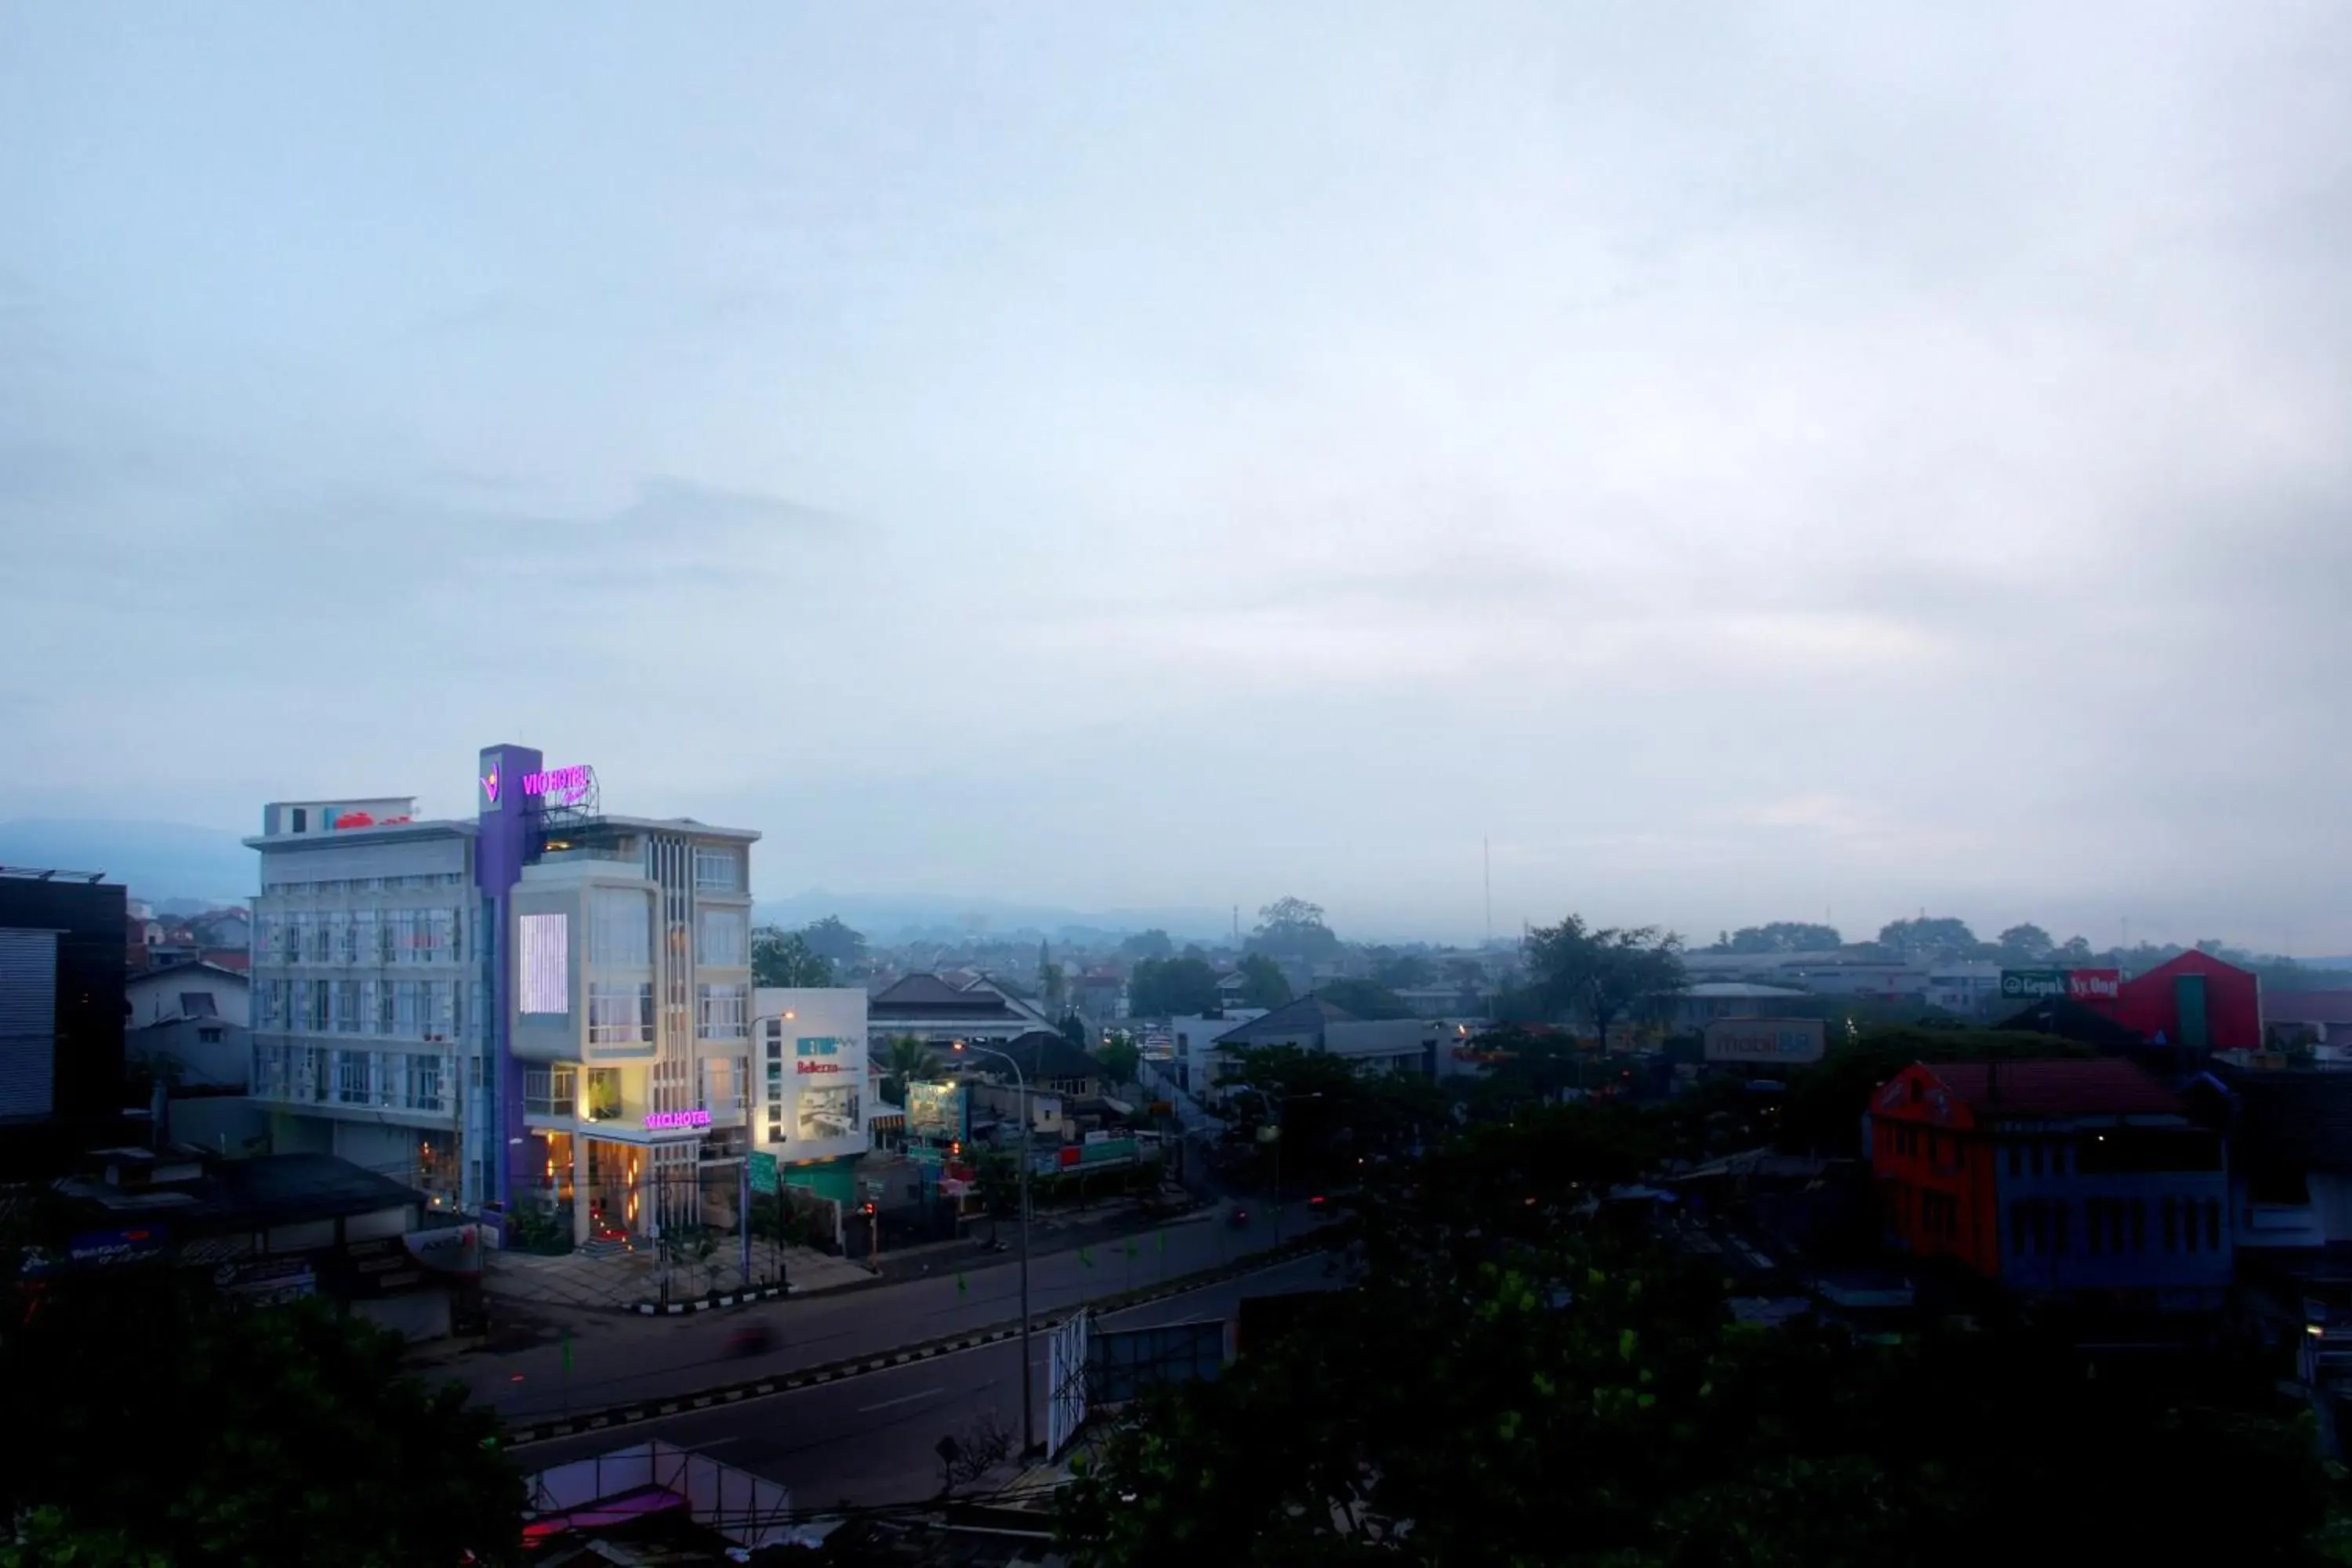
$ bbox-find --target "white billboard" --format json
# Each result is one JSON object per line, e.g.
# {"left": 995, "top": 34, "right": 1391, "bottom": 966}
{"left": 518, "top": 913, "right": 568, "bottom": 1014}
{"left": 1048, "top": 1308, "right": 1092, "bottom": 1457}
{"left": 1703, "top": 1018, "right": 1827, "bottom": 1065}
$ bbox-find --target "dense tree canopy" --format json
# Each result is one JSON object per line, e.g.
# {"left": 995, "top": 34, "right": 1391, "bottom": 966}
{"left": 2, "top": 1267, "right": 522, "bottom": 1566}
{"left": 1314, "top": 976, "right": 1411, "bottom": 1020}
{"left": 1118, "top": 927, "right": 1175, "bottom": 961}
{"left": 1249, "top": 896, "right": 1342, "bottom": 963}
{"left": 1706, "top": 921, "right": 1842, "bottom": 954}
{"left": 1060, "top": 1091, "right": 2338, "bottom": 1567}
{"left": 1128, "top": 955, "right": 1221, "bottom": 1017}
{"left": 751, "top": 926, "right": 835, "bottom": 988}
{"left": 1235, "top": 952, "right": 1292, "bottom": 1007}
{"left": 1524, "top": 915, "right": 1686, "bottom": 1042}
{"left": 1875, "top": 916, "right": 1980, "bottom": 960}
{"left": 797, "top": 913, "right": 868, "bottom": 966}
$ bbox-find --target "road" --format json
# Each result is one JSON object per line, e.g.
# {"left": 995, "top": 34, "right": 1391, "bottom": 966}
{"left": 456, "top": 1204, "right": 1325, "bottom": 1421}
{"left": 511, "top": 1253, "right": 1338, "bottom": 1511}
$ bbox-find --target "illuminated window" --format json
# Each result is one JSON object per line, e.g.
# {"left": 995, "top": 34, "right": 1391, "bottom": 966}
{"left": 520, "top": 913, "right": 569, "bottom": 1014}
{"left": 589, "top": 984, "right": 654, "bottom": 1045}
{"left": 699, "top": 983, "right": 749, "bottom": 1040}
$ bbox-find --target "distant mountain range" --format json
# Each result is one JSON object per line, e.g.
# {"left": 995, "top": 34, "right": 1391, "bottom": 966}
{"left": 0, "top": 818, "right": 256, "bottom": 903}
{"left": 750, "top": 891, "right": 1232, "bottom": 944}
{"left": 0, "top": 818, "right": 1229, "bottom": 939}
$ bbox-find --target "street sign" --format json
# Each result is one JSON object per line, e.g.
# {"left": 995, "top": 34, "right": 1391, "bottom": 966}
{"left": 747, "top": 1149, "right": 779, "bottom": 1193}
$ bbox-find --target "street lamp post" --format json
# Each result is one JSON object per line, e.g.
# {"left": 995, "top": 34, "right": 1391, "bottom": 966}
{"left": 1261, "top": 1088, "right": 1323, "bottom": 1246}
{"left": 955, "top": 1040, "right": 1035, "bottom": 1459}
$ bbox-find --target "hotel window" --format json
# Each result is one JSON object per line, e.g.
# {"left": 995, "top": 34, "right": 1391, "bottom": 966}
{"left": 699, "top": 983, "right": 750, "bottom": 1040}
{"left": 2205, "top": 1198, "right": 2222, "bottom": 1250}
{"left": 336, "top": 1051, "right": 372, "bottom": 1105}
{"left": 407, "top": 1054, "right": 444, "bottom": 1112}
{"left": 350, "top": 909, "right": 379, "bottom": 964}
{"left": 393, "top": 980, "right": 422, "bottom": 1036}
{"left": 2131, "top": 1199, "right": 2147, "bottom": 1253}
{"left": 590, "top": 888, "right": 654, "bottom": 967}
{"left": 332, "top": 981, "right": 362, "bottom": 1033}
{"left": 585, "top": 1068, "right": 622, "bottom": 1120}
{"left": 2162, "top": 1196, "right": 2179, "bottom": 1249}
{"left": 589, "top": 983, "right": 655, "bottom": 1045}
{"left": 696, "top": 906, "right": 748, "bottom": 969}
{"left": 692, "top": 848, "right": 742, "bottom": 892}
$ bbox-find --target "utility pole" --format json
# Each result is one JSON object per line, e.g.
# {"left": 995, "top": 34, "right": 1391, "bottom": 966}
{"left": 956, "top": 1041, "right": 1034, "bottom": 1458}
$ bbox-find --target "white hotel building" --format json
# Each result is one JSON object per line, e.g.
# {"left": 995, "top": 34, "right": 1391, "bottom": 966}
{"left": 247, "top": 745, "right": 867, "bottom": 1242}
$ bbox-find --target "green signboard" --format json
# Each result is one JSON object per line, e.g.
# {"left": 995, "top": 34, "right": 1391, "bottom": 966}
{"left": 2000, "top": 968, "right": 2068, "bottom": 1000}
{"left": 747, "top": 1149, "right": 779, "bottom": 1193}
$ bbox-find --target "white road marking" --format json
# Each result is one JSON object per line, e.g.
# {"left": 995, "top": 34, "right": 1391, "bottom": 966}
{"left": 857, "top": 1387, "right": 944, "bottom": 1414}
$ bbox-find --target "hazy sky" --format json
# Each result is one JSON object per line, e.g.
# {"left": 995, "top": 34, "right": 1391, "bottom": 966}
{"left": 5, "top": 4, "right": 2350, "bottom": 947}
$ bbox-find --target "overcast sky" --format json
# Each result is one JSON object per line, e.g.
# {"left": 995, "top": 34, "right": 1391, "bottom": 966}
{"left": 5, "top": 4, "right": 2350, "bottom": 948}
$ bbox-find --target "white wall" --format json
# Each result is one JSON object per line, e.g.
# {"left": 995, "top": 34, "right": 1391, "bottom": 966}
{"left": 127, "top": 965, "right": 250, "bottom": 1027}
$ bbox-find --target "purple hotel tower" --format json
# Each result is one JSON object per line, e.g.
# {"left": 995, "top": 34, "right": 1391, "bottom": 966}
{"left": 474, "top": 742, "right": 541, "bottom": 1210}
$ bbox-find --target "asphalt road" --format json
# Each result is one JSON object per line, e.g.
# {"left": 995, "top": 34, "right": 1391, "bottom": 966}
{"left": 460, "top": 1203, "right": 1326, "bottom": 1421}
{"left": 511, "top": 1252, "right": 1338, "bottom": 1511}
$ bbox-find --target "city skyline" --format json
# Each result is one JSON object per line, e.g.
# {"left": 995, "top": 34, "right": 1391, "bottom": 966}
{"left": 6, "top": 5, "right": 2350, "bottom": 946}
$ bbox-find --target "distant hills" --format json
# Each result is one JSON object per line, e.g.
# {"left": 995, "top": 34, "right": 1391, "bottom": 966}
{"left": 750, "top": 891, "right": 1231, "bottom": 945}
{"left": 0, "top": 818, "right": 1228, "bottom": 939}
{"left": 0, "top": 818, "right": 255, "bottom": 904}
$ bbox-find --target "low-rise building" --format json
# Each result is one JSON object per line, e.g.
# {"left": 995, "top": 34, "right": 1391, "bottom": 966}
{"left": 866, "top": 972, "right": 1050, "bottom": 1046}
{"left": 0, "top": 866, "right": 131, "bottom": 1177}
{"left": 45, "top": 1145, "right": 480, "bottom": 1339}
{"left": 2114, "top": 949, "right": 2262, "bottom": 1055}
{"left": 1868, "top": 1058, "right": 2230, "bottom": 1311}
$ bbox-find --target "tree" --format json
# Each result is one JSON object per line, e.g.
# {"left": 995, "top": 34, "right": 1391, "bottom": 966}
{"left": 1315, "top": 977, "right": 1411, "bottom": 1020}
{"left": 1236, "top": 952, "right": 1293, "bottom": 1008}
{"left": 1096, "top": 1031, "right": 1142, "bottom": 1092}
{"left": 1248, "top": 897, "right": 1341, "bottom": 963}
{"left": 2055, "top": 935, "right": 2096, "bottom": 965}
{"left": 1, "top": 1268, "right": 524, "bottom": 1566}
{"left": 799, "top": 914, "right": 868, "bottom": 967}
{"left": 1039, "top": 939, "right": 1066, "bottom": 1005}
{"left": 1120, "top": 928, "right": 1174, "bottom": 961}
{"left": 1369, "top": 950, "right": 1436, "bottom": 989}
{"left": 880, "top": 1034, "right": 938, "bottom": 1105}
{"left": 1708, "top": 922, "right": 1842, "bottom": 955}
{"left": 1129, "top": 956, "right": 1221, "bottom": 1017}
{"left": 1058, "top": 1111, "right": 2334, "bottom": 1568}
{"left": 1057, "top": 1011, "right": 1091, "bottom": 1052}
{"left": 1875, "top": 916, "right": 1979, "bottom": 960}
{"left": 752, "top": 927, "right": 834, "bottom": 988}
{"left": 1523, "top": 915, "right": 1686, "bottom": 1045}
{"left": 1996, "top": 924, "right": 2055, "bottom": 964}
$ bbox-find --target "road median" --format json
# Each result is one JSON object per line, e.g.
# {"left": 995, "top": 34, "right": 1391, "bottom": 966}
{"left": 501, "top": 1232, "right": 1335, "bottom": 1447}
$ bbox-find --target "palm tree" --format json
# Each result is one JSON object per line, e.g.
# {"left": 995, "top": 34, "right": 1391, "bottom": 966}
{"left": 882, "top": 1035, "right": 938, "bottom": 1105}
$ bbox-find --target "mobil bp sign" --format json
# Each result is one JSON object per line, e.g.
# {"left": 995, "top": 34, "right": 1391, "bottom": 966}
{"left": 1704, "top": 1018, "right": 1827, "bottom": 1065}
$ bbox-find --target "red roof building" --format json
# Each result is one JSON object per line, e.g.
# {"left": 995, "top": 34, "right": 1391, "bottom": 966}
{"left": 1868, "top": 1057, "right": 2230, "bottom": 1308}
{"left": 2113, "top": 949, "right": 2260, "bottom": 1054}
